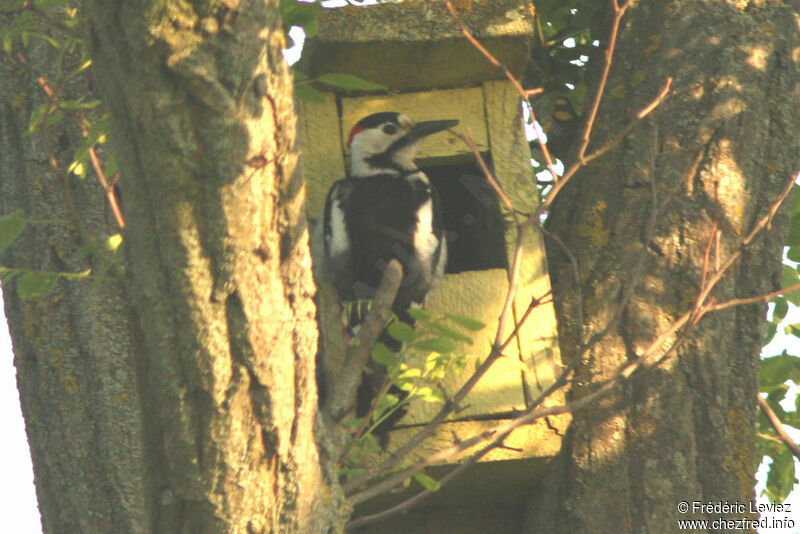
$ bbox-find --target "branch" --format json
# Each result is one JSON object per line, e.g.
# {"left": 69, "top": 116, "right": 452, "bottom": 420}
{"left": 703, "top": 281, "right": 800, "bottom": 314}
{"left": 691, "top": 171, "right": 798, "bottom": 325}
{"left": 443, "top": 0, "right": 561, "bottom": 183}
{"left": 341, "top": 221, "right": 536, "bottom": 495}
{"left": 323, "top": 259, "right": 403, "bottom": 422}
{"left": 758, "top": 395, "right": 800, "bottom": 461}
{"left": 88, "top": 147, "right": 126, "bottom": 228}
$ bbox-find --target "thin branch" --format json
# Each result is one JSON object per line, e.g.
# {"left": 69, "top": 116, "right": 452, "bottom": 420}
{"left": 448, "top": 128, "right": 517, "bottom": 219}
{"left": 323, "top": 259, "right": 403, "bottom": 422}
{"left": 758, "top": 395, "right": 800, "bottom": 461}
{"left": 20, "top": 55, "right": 126, "bottom": 229}
{"left": 580, "top": 77, "right": 673, "bottom": 166}
{"left": 443, "top": 0, "right": 561, "bottom": 183}
{"left": 575, "top": 0, "right": 632, "bottom": 163}
{"left": 349, "top": 166, "right": 799, "bottom": 511}
{"left": 342, "top": 225, "right": 535, "bottom": 494}
{"left": 88, "top": 147, "right": 126, "bottom": 228}
{"left": 703, "top": 281, "right": 800, "bottom": 314}
{"left": 346, "top": 441, "right": 496, "bottom": 530}
{"left": 691, "top": 171, "right": 798, "bottom": 324}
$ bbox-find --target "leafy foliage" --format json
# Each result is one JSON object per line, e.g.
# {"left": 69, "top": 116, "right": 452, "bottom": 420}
{"left": 338, "top": 310, "right": 484, "bottom": 480}
{"left": 759, "top": 191, "right": 800, "bottom": 502}
{"left": 526, "top": 0, "right": 607, "bottom": 163}
{"left": 0, "top": 1, "right": 118, "bottom": 298}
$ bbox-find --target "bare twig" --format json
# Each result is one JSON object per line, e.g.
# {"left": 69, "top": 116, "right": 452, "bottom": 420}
{"left": 346, "top": 441, "right": 497, "bottom": 530}
{"left": 575, "top": 0, "right": 632, "bottom": 164}
{"left": 88, "top": 147, "right": 126, "bottom": 228}
{"left": 342, "top": 224, "right": 537, "bottom": 494}
{"left": 579, "top": 77, "right": 673, "bottom": 166}
{"left": 758, "top": 395, "right": 800, "bottom": 461}
{"left": 691, "top": 171, "right": 798, "bottom": 324}
{"left": 704, "top": 282, "right": 800, "bottom": 314}
{"left": 448, "top": 127, "right": 517, "bottom": 219}
{"left": 21, "top": 55, "right": 126, "bottom": 229}
{"left": 443, "top": 0, "right": 561, "bottom": 182}
{"left": 348, "top": 166, "right": 800, "bottom": 514}
{"left": 323, "top": 259, "right": 403, "bottom": 421}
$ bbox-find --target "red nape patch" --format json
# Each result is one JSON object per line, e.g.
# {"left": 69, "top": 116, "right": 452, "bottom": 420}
{"left": 347, "top": 124, "right": 364, "bottom": 145}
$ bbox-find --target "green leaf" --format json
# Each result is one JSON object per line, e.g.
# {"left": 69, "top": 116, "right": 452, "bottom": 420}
{"left": 387, "top": 321, "right": 416, "bottom": 343}
{"left": 27, "top": 103, "right": 50, "bottom": 136}
{"left": 414, "top": 337, "right": 456, "bottom": 353}
{"left": 374, "top": 393, "right": 399, "bottom": 419}
{"left": 429, "top": 322, "right": 472, "bottom": 344}
{"left": 280, "top": 0, "right": 326, "bottom": 37}
{"left": 60, "top": 269, "right": 91, "bottom": 281}
{"left": 772, "top": 296, "right": 789, "bottom": 323}
{"left": 446, "top": 312, "right": 485, "bottom": 331}
{"left": 397, "top": 368, "right": 421, "bottom": 380}
{"left": 371, "top": 343, "right": 398, "bottom": 367}
{"left": 766, "top": 385, "right": 789, "bottom": 407}
{"left": 407, "top": 308, "right": 434, "bottom": 322}
{"left": 760, "top": 353, "right": 800, "bottom": 389}
{"left": 412, "top": 472, "right": 441, "bottom": 492}
{"left": 765, "top": 448, "right": 796, "bottom": 502}
{"left": 17, "top": 271, "right": 57, "bottom": 300}
{"left": 781, "top": 265, "right": 800, "bottom": 305}
{"left": 763, "top": 322, "right": 777, "bottom": 346}
{"left": 787, "top": 246, "right": 800, "bottom": 263}
{"left": 315, "top": 73, "right": 387, "bottom": 92}
{"left": 294, "top": 82, "right": 326, "bottom": 102}
{"left": 105, "top": 233, "right": 123, "bottom": 252}
{"left": 414, "top": 386, "right": 444, "bottom": 403}
{"left": 58, "top": 97, "right": 100, "bottom": 112}
{"left": 787, "top": 214, "right": 800, "bottom": 246}
{"left": 0, "top": 209, "right": 27, "bottom": 253}
{"left": 785, "top": 323, "right": 800, "bottom": 338}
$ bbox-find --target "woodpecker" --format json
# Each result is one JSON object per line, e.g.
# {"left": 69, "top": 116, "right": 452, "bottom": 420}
{"left": 322, "top": 112, "right": 457, "bottom": 433}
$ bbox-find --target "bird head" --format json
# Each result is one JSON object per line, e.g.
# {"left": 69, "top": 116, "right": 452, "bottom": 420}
{"left": 347, "top": 112, "right": 458, "bottom": 178}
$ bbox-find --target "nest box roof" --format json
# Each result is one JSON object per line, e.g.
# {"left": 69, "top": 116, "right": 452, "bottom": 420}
{"left": 299, "top": 0, "right": 535, "bottom": 92}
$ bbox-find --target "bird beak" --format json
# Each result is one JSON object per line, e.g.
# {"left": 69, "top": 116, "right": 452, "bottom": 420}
{"left": 406, "top": 119, "right": 459, "bottom": 141}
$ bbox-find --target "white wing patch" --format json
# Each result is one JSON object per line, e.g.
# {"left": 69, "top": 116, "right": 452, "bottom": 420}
{"left": 414, "top": 196, "right": 438, "bottom": 275}
{"left": 326, "top": 184, "right": 349, "bottom": 260}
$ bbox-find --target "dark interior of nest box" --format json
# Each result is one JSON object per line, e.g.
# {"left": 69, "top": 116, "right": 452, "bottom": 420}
{"left": 420, "top": 154, "right": 508, "bottom": 274}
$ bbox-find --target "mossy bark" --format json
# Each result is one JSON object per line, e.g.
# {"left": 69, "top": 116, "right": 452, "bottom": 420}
{"left": 529, "top": 1, "right": 800, "bottom": 532}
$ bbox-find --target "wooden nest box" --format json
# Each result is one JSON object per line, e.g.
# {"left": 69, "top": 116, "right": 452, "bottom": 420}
{"left": 298, "top": 1, "right": 567, "bottom": 522}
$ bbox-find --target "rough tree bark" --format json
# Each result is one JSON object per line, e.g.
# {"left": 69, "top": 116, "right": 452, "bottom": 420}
{"left": 1, "top": 13, "right": 148, "bottom": 534}
{"left": 529, "top": 1, "right": 800, "bottom": 532}
{"left": 2, "top": 1, "right": 342, "bottom": 532}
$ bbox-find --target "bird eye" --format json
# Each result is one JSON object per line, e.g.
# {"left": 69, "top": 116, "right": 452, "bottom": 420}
{"left": 382, "top": 124, "right": 399, "bottom": 135}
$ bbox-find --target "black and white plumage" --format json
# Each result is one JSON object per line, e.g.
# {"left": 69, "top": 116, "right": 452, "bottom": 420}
{"left": 322, "top": 112, "right": 457, "bottom": 428}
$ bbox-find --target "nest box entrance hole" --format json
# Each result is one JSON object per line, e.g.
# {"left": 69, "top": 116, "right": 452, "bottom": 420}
{"left": 420, "top": 155, "right": 508, "bottom": 275}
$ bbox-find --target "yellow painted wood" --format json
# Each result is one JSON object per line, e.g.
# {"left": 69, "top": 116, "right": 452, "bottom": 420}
{"left": 409, "top": 269, "right": 528, "bottom": 423}
{"left": 301, "top": 1, "right": 534, "bottom": 92}
{"left": 483, "top": 80, "right": 538, "bottom": 213}
{"left": 296, "top": 93, "right": 345, "bottom": 218}
{"left": 483, "top": 79, "right": 563, "bottom": 405}
{"left": 298, "top": 78, "right": 564, "bottom": 470}
{"left": 340, "top": 88, "right": 488, "bottom": 161}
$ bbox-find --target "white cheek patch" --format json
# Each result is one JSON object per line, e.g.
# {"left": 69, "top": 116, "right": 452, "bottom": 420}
{"left": 350, "top": 129, "right": 392, "bottom": 176}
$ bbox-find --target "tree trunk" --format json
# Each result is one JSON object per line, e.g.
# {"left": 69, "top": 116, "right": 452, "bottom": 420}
{"left": 1, "top": 1, "right": 342, "bottom": 532}
{"left": 529, "top": 1, "right": 800, "bottom": 532}
{"left": 0, "top": 17, "right": 147, "bottom": 534}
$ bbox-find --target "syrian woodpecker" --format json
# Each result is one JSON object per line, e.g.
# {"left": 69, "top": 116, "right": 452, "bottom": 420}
{"left": 322, "top": 112, "right": 457, "bottom": 433}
